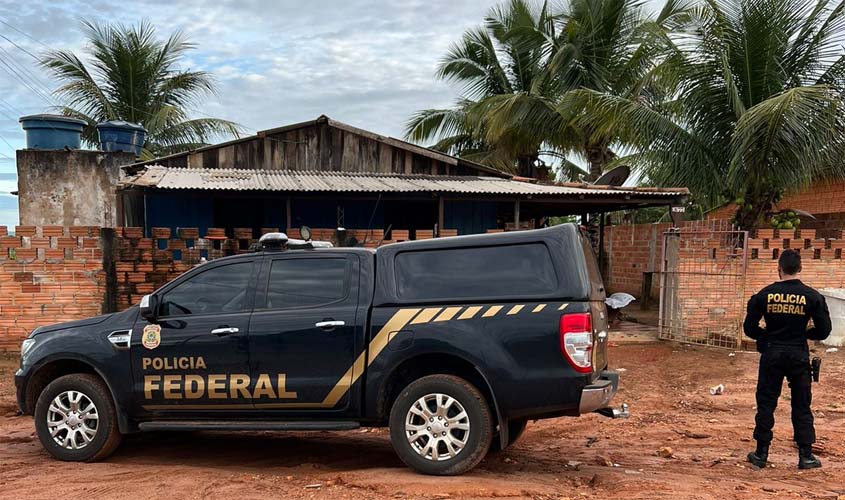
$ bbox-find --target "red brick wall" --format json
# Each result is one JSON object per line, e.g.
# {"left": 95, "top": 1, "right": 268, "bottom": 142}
{"left": 0, "top": 226, "right": 105, "bottom": 351}
{"left": 707, "top": 179, "right": 845, "bottom": 236}
{"left": 603, "top": 223, "right": 672, "bottom": 298}
{"left": 775, "top": 180, "right": 845, "bottom": 216}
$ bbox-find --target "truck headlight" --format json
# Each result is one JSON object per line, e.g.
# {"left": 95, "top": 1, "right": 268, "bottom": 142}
{"left": 20, "top": 338, "right": 36, "bottom": 363}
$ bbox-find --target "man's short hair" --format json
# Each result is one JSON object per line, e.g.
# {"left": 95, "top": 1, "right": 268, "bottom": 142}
{"left": 779, "top": 249, "right": 802, "bottom": 275}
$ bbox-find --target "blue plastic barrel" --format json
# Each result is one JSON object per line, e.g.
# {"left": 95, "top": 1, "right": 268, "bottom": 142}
{"left": 19, "top": 114, "right": 87, "bottom": 150}
{"left": 96, "top": 121, "right": 147, "bottom": 157}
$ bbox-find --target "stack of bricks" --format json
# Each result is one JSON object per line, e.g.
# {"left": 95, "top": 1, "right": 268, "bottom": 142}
{"left": 113, "top": 227, "right": 270, "bottom": 310}
{"left": 0, "top": 226, "right": 104, "bottom": 351}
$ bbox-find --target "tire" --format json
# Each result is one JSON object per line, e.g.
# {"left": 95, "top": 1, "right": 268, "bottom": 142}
{"left": 389, "top": 374, "right": 492, "bottom": 475}
{"left": 34, "top": 374, "right": 122, "bottom": 462}
{"left": 489, "top": 419, "right": 528, "bottom": 453}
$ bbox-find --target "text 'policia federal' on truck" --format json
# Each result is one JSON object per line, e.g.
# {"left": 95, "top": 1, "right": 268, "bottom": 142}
{"left": 15, "top": 224, "right": 627, "bottom": 475}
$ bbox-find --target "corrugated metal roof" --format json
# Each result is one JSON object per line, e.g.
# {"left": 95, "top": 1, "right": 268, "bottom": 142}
{"left": 121, "top": 165, "right": 689, "bottom": 198}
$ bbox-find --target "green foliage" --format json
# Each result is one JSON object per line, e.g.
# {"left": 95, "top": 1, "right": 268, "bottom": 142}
{"left": 41, "top": 21, "right": 242, "bottom": 158}
{"left": 405, "top": 0, "right": 688, "bottom": 179}
{"left": 565, "top": 0, "right": 845, "bottom": 228}
{"left": 411, "top": 0, "right": 845, "bottom": 230}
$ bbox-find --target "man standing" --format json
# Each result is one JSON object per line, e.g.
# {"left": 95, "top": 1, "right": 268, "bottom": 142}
{"left": 743, "top": 249, "right": 831, "bottom": 469}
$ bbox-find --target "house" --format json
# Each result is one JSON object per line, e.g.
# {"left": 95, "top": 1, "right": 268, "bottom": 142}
{"left": 115, "top": 115, "right": 689, "bottom": 241}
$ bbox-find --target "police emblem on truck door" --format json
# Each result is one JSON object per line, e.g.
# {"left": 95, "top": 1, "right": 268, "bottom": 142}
{"left": 142, "top": 324, "right": 161, "bottom": 350}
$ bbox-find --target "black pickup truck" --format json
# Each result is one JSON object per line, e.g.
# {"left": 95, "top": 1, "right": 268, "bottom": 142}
{"left": 15, "top": 224, "right": 626, "bottom": 475}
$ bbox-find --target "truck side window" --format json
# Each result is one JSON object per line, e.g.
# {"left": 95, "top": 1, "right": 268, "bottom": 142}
{"left": 159, "top": 262, "right": 253, "bottom": 317}
{"left": 394, "top": 243, "right": 559, "bottom": 301}
{"left": 265, "top": 258, "right": 348, "bottom": 309}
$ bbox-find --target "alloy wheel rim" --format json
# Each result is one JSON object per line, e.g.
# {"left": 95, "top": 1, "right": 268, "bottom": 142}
{"left": 46, "top": 390, "right": 99, "bottom": 450}
{"left": 405, "top": 392, "right": 470, "bottom": 461}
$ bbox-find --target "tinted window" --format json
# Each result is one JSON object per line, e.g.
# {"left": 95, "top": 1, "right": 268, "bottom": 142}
{"left": 266, "top": 258, "right": 348, "bottom": 309}
{"left": 160, "top": 262, "right": 252, "bottom": 316}
{"left": 394, "top": 243, "right": 558, "bottom": 300}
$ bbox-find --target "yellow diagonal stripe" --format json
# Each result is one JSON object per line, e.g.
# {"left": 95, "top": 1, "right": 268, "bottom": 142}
{"left": 482, "top": 305, "right": 503, "bottom": 317}
{"left": 558, "top": 303, "right": 569, "bottom": 311}
{"left": 434, "top": 307, "right": 462, "bottom": 322}
{"left": 507, "top": 305, "right": 525, "bottom": 315}
{"left": 322, "top": 308, "right": 420, "bottom": 407}
{"left": 532, "top": 304, "right": 547, "bottom": 313}
{"left": 411, "top": 307, "right": 442, "bottom": 324}
{"left": 458, "top": 306, "right": 483, "bottom": 320}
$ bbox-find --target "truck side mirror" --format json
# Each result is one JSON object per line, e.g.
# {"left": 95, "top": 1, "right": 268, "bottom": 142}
{"left": 139, "top": 294, "right": 158, "bottom": 322}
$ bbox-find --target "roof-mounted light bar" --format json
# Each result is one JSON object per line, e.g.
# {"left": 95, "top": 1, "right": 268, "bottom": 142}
{"left": 255, "top": 231, "right": 333, "bottom": 251}
{"left": 258, "top": 232, "right": 288, "bottom": 249}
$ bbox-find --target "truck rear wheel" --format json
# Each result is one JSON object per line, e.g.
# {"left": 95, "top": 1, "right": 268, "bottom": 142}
{"left": 389, "top": 374, "right": 492, "bottom": 475}
{"left": 34, "top": 374, "right": 122, "bottom": 462}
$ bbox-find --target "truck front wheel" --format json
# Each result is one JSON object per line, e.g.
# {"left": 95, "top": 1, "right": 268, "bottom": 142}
{"left": 34, "top": 374, "right": 122, "bottom": 462}
{"left": 389, "top": 374, "right": 492, "bottom": 475}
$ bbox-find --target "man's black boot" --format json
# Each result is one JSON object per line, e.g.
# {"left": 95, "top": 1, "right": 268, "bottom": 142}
{"left": 798, "top": 446, "right": 821, "bottom": 469}
{"left": 747, "top": 443, "right": 769, "bottom": 468}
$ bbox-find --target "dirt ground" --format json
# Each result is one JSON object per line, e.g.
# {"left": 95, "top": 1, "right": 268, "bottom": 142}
{"left": 2, "top": 343, "right": 844, "bottom": 500}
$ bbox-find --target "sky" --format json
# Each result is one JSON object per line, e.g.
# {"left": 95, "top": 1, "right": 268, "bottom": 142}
{"left": 0, "top": 0, "right": 662, "bottom": 228}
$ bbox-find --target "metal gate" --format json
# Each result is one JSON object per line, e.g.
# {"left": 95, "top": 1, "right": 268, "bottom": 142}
{"left": 659, "top": 225, "right": 749, "bottom": 348}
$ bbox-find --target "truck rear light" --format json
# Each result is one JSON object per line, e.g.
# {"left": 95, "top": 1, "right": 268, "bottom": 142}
{"left": 560, "top": 313, "right": 593, "bottom": 373}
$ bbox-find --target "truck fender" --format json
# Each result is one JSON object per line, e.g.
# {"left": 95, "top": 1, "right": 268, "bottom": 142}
{"left": 473, "top": 365, "right": 508, "bottom": 449}
{"left": 24, "top": 353, "right": 135, "bottom": 434}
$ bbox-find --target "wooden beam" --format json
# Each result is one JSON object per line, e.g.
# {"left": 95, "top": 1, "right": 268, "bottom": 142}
{"left": 514, "top": 199, "right": 521, "bottom": 229}
{"left": 438, "top": 196, "right": 445, "bottom": 236}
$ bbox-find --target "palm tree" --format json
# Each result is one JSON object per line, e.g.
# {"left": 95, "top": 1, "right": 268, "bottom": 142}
{"left": 405, "top": 0, "right": 565, "bottom": 177}
{"left": 482, "top": 0, "right": 692, "bottom": 181}
{"left": 407, "top": 0, "right": 689, "bottom": 181}
{"left": 41, "top": 21, "right": 241, "bottom": 158}
{"left": 564, "top": 0, "right": 845, "bottom": 229}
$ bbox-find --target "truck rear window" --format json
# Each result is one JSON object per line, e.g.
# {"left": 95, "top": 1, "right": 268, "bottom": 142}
{"left": 394, "top": 243, "right": 559, "bottom": 301}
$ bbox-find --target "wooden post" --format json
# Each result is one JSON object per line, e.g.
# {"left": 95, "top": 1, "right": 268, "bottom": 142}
{"left": 100, "top": 228, "right": 118, "bottom": 314}
{"left": 437, "top": 196, "right": 445, "bottom": 236}
{"left": 599, "top": 212, "right": 606, "bottom": 272}
{"left": 514, "top": 200, "right": 521, "bottom": 230}
{"left": 286, "top": 197, "right": 292, "bottom": 231}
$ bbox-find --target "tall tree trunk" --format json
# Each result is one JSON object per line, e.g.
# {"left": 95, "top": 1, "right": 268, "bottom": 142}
{"left": 515, "top": 154, "right": 537, "bottom": 178}
{"left": 734, "top": 196, "right": 774, "bottom": 232}
{"left": 733, "top": 183, "right": 781, "bottom": 231}
{"left": 585, "top": 144, "right": 613, "bottom": 182}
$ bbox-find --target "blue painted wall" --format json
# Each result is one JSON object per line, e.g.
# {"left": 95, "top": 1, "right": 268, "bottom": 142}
{"left": 146, "top": 194, "right": 501, "bottom": 237}
{"left": 444, "top": 200, "right": 499, "bottom": 235}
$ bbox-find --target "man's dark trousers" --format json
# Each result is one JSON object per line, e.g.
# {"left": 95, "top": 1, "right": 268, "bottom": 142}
{"left": 753, "top": 348, "right": 815, "bottom": 446}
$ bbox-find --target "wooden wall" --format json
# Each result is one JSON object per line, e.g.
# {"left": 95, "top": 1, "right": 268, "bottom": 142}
{"left": 155, "top": 122, "right": 481, "bottom": 176}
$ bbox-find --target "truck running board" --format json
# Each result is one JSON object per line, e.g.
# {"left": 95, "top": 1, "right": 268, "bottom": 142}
{"left": 138, "top": 420, "right": 361, "bottom": 432}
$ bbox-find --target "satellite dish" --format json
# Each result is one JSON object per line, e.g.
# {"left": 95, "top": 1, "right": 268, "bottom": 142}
{"left": 594, "top": 165, "right": 630, "bottom": 186}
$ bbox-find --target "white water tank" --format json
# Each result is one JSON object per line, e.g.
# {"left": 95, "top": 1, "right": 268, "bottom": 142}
{"left": 819, "top": 289, "right": 845, "bottom": 347}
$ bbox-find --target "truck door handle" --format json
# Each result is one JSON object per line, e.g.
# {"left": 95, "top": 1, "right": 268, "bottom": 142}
{"left": 315, "top": 320, "right": 345, "bottom": 329}
{"left": 211, "top": 327, "right": 239, "bottom": 336}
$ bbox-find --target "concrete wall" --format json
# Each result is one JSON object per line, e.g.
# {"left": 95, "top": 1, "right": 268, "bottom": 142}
{"left": 16, "top": 150, "right": 136, "bottom": 227}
